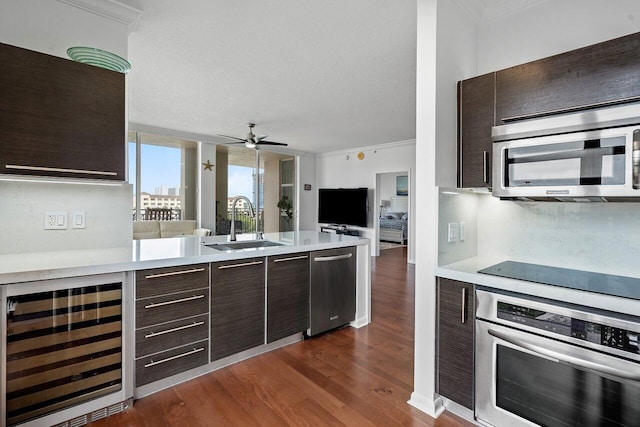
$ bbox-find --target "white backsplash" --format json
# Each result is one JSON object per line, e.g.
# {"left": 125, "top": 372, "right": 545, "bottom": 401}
{"left": 476, "top": 195, "right": 640, "bottom": 277}
{"left": 0, "top": 180, "right": 133, "bottom": 255}
{"left": 438, "top": 189, "right": 479, "bottom": 266}
{"left": 438, "top": 189, "right": 640, "bottom": 278}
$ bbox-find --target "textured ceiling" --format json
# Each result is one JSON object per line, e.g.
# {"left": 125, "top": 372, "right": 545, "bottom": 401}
{"left": 127, "top": 1, "right": 417, "bottom": 154}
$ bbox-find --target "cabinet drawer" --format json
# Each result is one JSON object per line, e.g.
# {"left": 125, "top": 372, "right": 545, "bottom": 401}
{"left": 136, "top": 264, "right": 209, "bottom": 299}
{"left": 135, "top": 314, "right": 209, "bottom": 358}
{"left": 135, "top": 339, "right": 208, "bottom": 387}
{"left": 136, "top": 289, "right": 209, "bottom": 329}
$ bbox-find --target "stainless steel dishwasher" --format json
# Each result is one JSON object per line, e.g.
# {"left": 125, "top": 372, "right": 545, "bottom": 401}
{"left": 308, "top": 246, "right": 356, "bottom": 336}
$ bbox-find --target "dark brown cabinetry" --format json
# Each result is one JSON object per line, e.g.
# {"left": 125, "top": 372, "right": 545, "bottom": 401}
{"left": 0, "top": 42, "right": 125, "bottom": 180}
{"left": 134, "top": 264, "right": 210, "bottom": 387}
{"left": 496, "top": 31, "right": 640, "bottom": 124}
{"left": 458, "top": 72, "right": 495, "bottom": 188}
{"left": 266, "top": 253, "right": 310, "bottom": 343}
{"left": 211, "top": 258, "right": 265, "bottom": 361}
{"left": 437, "top": 277, "right": 474, "bottom": 409}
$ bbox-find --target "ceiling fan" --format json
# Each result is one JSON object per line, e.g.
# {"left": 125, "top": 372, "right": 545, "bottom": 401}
{"left": 218, "top": 123, "right": 288, "bottom": 149}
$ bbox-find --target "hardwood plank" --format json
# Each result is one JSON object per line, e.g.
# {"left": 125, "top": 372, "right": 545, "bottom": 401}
{"left": 90, "top": 248, "right": 473, "bottom": 427}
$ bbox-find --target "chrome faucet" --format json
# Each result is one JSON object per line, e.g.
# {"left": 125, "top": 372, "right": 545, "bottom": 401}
{"left": 230, "top": 196, "right": 255, "bottom": 241}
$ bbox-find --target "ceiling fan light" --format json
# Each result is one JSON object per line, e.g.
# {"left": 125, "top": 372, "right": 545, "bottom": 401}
{"left": 245, "top": 141, "right": 256, "bottom": 149}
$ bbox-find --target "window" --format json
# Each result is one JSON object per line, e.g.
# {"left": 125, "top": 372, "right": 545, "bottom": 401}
{"left": 129, "top": 132, "right": 198, "bottom": 221}
{"left": 215, "top": 145, "right": 295, "bottom": 234}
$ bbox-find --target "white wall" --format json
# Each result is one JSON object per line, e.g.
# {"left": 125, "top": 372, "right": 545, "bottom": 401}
{"left": 297, "top": 154, "right": 317, "bottom": 231}
{"left": 0, "top": 181, "right": 133, "bottom": 255}
{"left": 0, "top": 0, "right": 129, "bottom": 60}
{"left": 315, "top": 141, "right": 416, "bottom": 263}
{"left": 411, "top": 0, "right": 479, "bottom": 417}
{"left": 410, "top": 0, "right": 441, "bottom": 417}
{"left": 379, "top": 172, "right": 407, "bottom": 207}
{"left": 0, "top": 1, "right": 135, "bottom": 254}
{"left": 477, "top": 0, "right": 640, "bottom": 73}
{"left": 434, "top": 0, "right": 479, "bottom": 188}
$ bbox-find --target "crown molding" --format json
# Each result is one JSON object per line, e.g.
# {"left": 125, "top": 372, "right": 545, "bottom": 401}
{"left": 451, "top": 0, "right": 550, "bottom": 24}
{"left": 56, "top": 0, "right": 143, "bottom": 33}
{"left": 451, "top": 0, "right": 485, "bottom": 22}
{"left": 482, "top": 0, "right": 550, "bottom": 24}
{"left": 316, "top": 139, "right": 416, "bottom": 158}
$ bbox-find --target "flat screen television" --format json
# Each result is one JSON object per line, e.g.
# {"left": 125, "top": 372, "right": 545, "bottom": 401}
{"left": 318, "top": 188, "right": 368, "bottom": 227}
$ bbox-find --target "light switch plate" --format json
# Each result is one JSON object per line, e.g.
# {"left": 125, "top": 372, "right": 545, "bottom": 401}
{"left": 72, "top": 211, "right": 86, "bottom": 229}
{"left": 447, "top": 222, "right": 459, "bottom": 243}
{"left": 45, "top": 211, "right": 67, "bottom": 230}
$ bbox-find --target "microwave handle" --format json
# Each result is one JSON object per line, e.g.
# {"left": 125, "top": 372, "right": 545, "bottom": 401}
{"left": 488, "top": 328, "right": 640, "bottom": 382}
{"left": 633, "top": 129, "right": 640, "bottom": 190}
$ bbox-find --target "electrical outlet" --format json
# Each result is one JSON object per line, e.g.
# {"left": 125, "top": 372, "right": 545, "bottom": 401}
{"left": 447, "top": 222, "right": 459, "bottom": 243}
{"left": 44, "top": 211, "right": 67, "bottom": 230}
{"left": 459, "top": 222, "right": 466, "bottom": 241}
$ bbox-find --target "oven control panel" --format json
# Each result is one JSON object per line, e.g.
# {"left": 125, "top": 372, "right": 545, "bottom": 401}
{"left": 601, "top": 326, "right": 638, "bottom": 352}
{"left": 497, "top": 302, "right": 639, "bottom": 355}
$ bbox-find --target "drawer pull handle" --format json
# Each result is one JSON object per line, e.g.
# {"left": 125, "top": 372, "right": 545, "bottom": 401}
{"left": 461, "top": 287, "right": 467, "bottom": 324}
{"left": 218, "top": 260, "right": 263, "bottom": 270}
{"left": 144, "top": 267, "right": 206, "bottom": 279}
{"left": 144, "top": 347, "right": 205, "bottom": 368}
{"left": 5, "top": 164, "right": 118, "bottom": 176}
{"left": 482, "top": 151, "right": 489, "bottom": 183}
{"left": 313, "top": 253, "right": 352, "bottom": 262}
{"left": 144, "top": 321, "right": 205, "bottom": 338}
{"left": 274, "top": 255, "right": 309, "bottom": 263}
{"left": 144, "top": 294, "right": 205, "bottom": 309}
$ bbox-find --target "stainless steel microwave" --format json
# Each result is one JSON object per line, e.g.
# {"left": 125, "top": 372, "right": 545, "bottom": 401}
{"left": 492, "top": 103, "right": 640, "bottom": 201}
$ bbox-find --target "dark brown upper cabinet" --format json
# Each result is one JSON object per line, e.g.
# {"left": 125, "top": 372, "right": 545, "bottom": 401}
{"left": 0, "top": 43, "right": 125, "bottom": 180}
{"left": 458, "top": 72, "right": 495, "bottom": 188}
{"left": 496, "top": 31, "right": 640, "bottom": 124}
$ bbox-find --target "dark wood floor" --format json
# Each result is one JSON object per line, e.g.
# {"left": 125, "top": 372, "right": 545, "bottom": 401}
{"left": 91, "top": 248, "right": 472, "bottom": 426}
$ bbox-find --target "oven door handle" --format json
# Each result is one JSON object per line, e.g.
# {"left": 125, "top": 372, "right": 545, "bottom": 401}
{"left": 488, "top": 328, "right": 640, "bottom": 382}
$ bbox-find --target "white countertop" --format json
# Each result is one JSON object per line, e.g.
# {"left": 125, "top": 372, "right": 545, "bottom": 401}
{"left": 0, "top": 231, "right": 369, "bottom": 285}
{"left": 436, "top": 256, "right": 640, "bottom": 317}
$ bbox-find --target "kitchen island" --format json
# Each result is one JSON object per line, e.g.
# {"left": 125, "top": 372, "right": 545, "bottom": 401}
{"left": 0, "top": 231, "right": 370, "bottom": 427}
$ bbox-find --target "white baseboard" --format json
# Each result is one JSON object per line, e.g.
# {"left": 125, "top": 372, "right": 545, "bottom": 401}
{"left": 350, "top": 315, "right": 369, "bottom": 329}
{"left": 408, "top": 391, "right": 445, "bottom": 418}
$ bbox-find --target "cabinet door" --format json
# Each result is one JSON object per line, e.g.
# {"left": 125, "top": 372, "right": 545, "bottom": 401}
{"left": 211, "top": 258, "right": 265, "bottom": 361}
{"left": 267, "top": 253, "right": 309, "bottom": 343}
{"left": 437, "top": 278, "right": 474, "bottom": 409}
{"left": 458, "top": 73, "right": 494, "bottom": 188}
{"left": 0, "top": 43, "right": 125, "bottom": 180}
{"left": 496, "top": 31, "right": 640, "bottom": 124}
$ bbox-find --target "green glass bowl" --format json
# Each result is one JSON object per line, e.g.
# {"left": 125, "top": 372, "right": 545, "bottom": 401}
{"left": 67, "top": 46, "right": 131, "bottom": 73}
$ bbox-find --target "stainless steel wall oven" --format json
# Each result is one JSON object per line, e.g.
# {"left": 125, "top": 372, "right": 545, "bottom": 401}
{"left": 476, "top": 289, "right": 640, "bottom": 427}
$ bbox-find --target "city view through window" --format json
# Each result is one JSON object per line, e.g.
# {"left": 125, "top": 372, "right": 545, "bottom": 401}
{"left": 129, "top": 133, "right": 260, "bottom": 224}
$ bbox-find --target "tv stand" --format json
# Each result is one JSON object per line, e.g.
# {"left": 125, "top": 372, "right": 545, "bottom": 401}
{"left": 320, "top": 225, "right": 361, "bottom": 237}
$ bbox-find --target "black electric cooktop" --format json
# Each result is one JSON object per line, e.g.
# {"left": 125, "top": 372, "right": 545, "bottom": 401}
{"left": 478, "top": 261, "right": 640, "bottom": 301}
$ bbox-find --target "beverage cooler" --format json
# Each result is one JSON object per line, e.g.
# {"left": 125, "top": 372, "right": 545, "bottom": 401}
{"left": 1, "top": 273, "right": 132, "bottom": 426}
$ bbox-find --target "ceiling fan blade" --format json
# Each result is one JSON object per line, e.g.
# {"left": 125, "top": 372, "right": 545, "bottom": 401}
{"left": 222, "top": 141, "right": 247, "bottom": 145}
{"left": 217, "top": 134, "right": 247, "bottom": 142}
{"left": 256, "top": 134, "right": 269, "bottom": 141}
{"left": 257, "top": 141, "right": 288, "bottom": 147}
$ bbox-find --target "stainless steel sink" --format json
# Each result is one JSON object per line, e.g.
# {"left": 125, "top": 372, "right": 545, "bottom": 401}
{"left": 205, "top": 240, "right": 284, "bottom": 251}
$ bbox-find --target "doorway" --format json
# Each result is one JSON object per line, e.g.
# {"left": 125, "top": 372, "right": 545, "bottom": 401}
{"left": 375, "top": 171, "right": 409, "bottom": 258}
